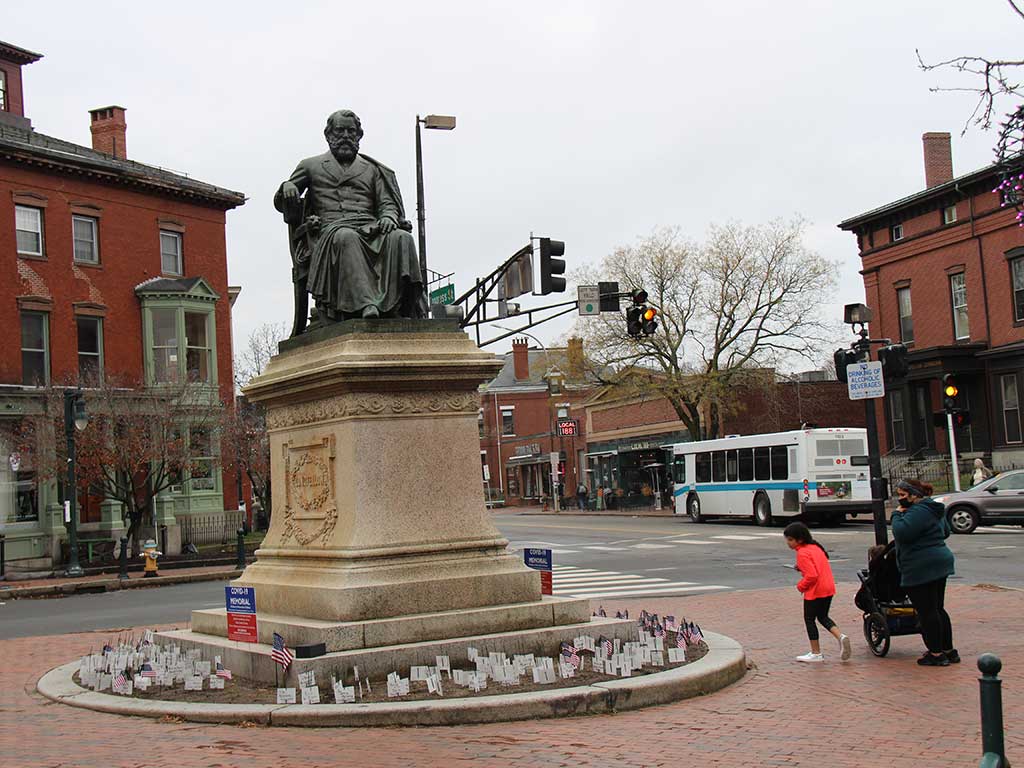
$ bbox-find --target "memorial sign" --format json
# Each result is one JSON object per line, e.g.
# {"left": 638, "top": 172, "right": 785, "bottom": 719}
{"left": 523, "top": 547, "right": 553, "bottom": 595}
{"left": 225, "top": 586, "right": 258, "bottom": 643}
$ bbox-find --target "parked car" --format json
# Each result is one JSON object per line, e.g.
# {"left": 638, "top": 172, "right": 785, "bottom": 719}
{"left": 932, "top": 469, "right": 1024, "bottom": 534}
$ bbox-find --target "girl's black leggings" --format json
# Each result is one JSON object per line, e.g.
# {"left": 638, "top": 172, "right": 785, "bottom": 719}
{"left": 904, "top": 577, "right": 953, "bottom": 653}
{"left": 803, "top": 596, "right": 837, "bottom": 641}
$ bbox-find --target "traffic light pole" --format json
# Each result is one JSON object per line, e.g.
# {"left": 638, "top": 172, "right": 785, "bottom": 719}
{"left": 946, "top": 412, "right": 962, "bottom": 492}
{"left": 851, "top": 329, "right": 889, "bottom": 547}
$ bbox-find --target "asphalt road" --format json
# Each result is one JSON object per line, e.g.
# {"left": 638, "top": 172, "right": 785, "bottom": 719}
{"left": 2, "top": 514, "right": 1021, "bottom": 640}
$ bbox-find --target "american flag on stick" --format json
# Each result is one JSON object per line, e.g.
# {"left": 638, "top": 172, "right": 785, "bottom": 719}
{"left": 599, "top": 636, "right": 613, "bottom": 657}
{"left": 664, "top": 615, "right": 677, "bottom": 631}
{"left": 675, "top": 629, "right": 687, "bottom": 649}
{"left": 691, "top": 622, "right": 704, "bottom": 642}
{"left": 140, "top": 662, "right": 157, "bottom": 679}
{"left": 560, "top": 641, "right": 580, "bottom": 669}
{"left": 113, "top": 671, "right": 127, "bottom": 692}
{"left": 215, "top": 661, "right": 233, "bottom": 680}
{"left": 271, "top": 633, "right": 294, "bottom": 670}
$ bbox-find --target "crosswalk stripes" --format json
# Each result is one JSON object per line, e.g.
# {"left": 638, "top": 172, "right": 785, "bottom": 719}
{"left": 550, "top": 564, "right": 730, "bottom": 599}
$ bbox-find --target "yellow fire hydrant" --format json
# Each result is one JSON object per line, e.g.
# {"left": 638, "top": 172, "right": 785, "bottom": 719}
{"left": 140, "top": 539, "right": 162, "bottom": 578}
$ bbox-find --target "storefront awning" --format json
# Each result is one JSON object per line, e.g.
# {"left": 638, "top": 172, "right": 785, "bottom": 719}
{"left": 507, "top": 454, "right": 546, "bottom": 466}
{"left": 586, "top": 450, "right": 618, "bottom": 458}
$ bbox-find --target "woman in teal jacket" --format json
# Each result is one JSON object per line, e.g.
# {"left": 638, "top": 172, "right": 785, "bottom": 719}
{"left": 892, "top": 478, "right": 957, "bottom": 667}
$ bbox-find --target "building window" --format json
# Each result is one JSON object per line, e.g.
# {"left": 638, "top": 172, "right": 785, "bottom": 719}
{"left": 950, "top": 272, "right": 970, "bottom": 340}
{"left": 890, "top": 223, "right": 904, "bottom": 242}
{"left": 15, "top": 205, "right": 44, "bottom": 256}
{"left": 77, "top": 316, "right": 103, "bottom": 386}
{"left": 189, "top": 426, "right": 217, "bottom": 491}
{"left": 0, "top": 434, "right": 39, "bottom": 524}
{"left": 1012, "top": 257, "right": 1024, "bottom": 323}
{"left": 889, "top": 391, "right": 906, "bottom": 450}
{"left": 72, "top": 215, "right": 99, "bottom": 264}
{"left": 20, "top": 312, "right": 48, "bottom": 386}
{"left": 943, "top": 204, "right": 958, "bottom": 225}
{"left": 500, "top": 407, "right": 515, "bottom": 436}
{"left": 160, "top": 231, "right": 183, "bottom": 276}
{"left": 897, "top": 287, "right": 913, "bottom": 344}
{"left": 1002, "top": 374, "right": 1022, "bottom": 444}
{"left": 0, "top": 69, "right": 6, "bottom": 111}
{"left": 151, "top": 308, "right": 180, "bottom": 383}
{"left": 185, "top": 311, "right": 212, "bottom": 383}
{"left": 478, "top": 410, "right": 485, "bottom": 438}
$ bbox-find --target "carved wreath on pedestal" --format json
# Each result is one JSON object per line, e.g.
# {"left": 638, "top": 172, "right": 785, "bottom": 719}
{"left": 280, "top": 435, "right": 338, "bottom": 547}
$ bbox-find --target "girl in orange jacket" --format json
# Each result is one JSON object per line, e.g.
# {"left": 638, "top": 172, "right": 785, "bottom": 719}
{"left": 785, "top": 522, "right": 852, "bottom": 663}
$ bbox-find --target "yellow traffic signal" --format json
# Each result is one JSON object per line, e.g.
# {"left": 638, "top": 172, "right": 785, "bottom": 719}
{"left": 643, "top": 307, "right": 657, "bottom": 322}
{"left": 943, "top": 374, "right": 958, "bottom": 398}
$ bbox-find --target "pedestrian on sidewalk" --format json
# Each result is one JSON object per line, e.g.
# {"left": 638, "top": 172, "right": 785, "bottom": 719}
{"left": 971, "top": 458, "right": 993, "bottom": 486}
{"left": 892, "top": 478, "right": 958, "bottom": 667}
{"left": 576, "top": 482, "right": 589, "bottom": 511}
{"left": 784, "top": 521, "right": 852, "bottom": 663}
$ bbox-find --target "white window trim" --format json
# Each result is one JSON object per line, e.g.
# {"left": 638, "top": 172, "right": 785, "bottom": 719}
{"left": 943, "top": 205, "right": 958, "bottom": 225}
{"left": 1002, "top": 374, "right": 1022, "bottom": 445}
{"left": 891, "top": 224, "right": 904, "bottom": 242}
{"left": 76, "top": 315, "right": 104, "bottom": 386}
{"left": 20, "top": 311, "right": 50, "bottom": 386}
{"left": 950, "top": 272, "right": 970, "bottom": 340}
{"left": 897, "top": 287, "right": 913, "bottom": 344}
{"left": 15, "top": 205, "right": 44, "bottom": 257}
{"left": 72, "top": 215, "right": 99, "bottom": 264}
{"left": 1011, "top": 257, "right": 1024, "bottom": 323}
{"left": 160, "top": 230, "right": 183, "bottom": 276}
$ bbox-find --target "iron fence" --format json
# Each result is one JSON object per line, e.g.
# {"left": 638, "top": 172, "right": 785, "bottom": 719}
{"left": 179, "top": 510, "right": 245, "bottom": 548}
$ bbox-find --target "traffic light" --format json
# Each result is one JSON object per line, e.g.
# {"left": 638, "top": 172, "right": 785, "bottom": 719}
{"left": 642, "top": 306, "right": 658, "bottom": 336}
{"left": 598, "top": 281, "right": 620, "bottom": 312}
{"left": 942, "top": 373, "right": 959, "bottom": 411}
{"left": 952, "top": 409, "right": 972, "bottom": 428}
{"left": 877, "top": 343, "right": 909, "bottom": 380}
{"left": 538, "top": 238, "right": 566, "bottom": 294}
{"left": 626, "top": 306, "right": 643, "bottom": 337}
{"left": 631, "top": 289, "right": 648, "bottom": 305}
{"left": 833, "top": 348, "right": 859, "bottom": 384}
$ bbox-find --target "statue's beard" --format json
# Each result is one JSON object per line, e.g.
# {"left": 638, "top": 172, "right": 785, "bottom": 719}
{"left": 329, "top": 138, "right": 359, "bottom": 162}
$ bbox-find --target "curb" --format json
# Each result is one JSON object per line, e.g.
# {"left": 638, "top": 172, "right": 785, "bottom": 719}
{"left": 36, "top": 631, "right": 746, "bottom": 727}
{"left": 1, "top": 569, "right": 243, "bottom": 600}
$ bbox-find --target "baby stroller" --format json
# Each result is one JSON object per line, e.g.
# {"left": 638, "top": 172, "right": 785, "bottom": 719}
{"left": 854, "top": 542, "right": 920, "bottom": 657}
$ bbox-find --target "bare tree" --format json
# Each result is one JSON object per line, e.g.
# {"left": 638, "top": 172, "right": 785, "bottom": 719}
{"left": 917, "top": 0, "right": 1024, "bottom": 219}
{"left": 574, "top": 220, "right": 840, "bottom": 440}
{"left": 19, "top": 380, "right": 224, "bottom": 551}
{"left": 234, "top": 322, "right": 288, "bottom": 389}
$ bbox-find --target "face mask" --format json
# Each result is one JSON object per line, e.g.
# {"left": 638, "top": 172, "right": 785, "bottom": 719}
{"left": 898, "top": 497, "right": 912, "bottom": 509}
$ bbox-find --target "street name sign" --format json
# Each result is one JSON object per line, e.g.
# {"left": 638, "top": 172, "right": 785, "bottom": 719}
{"left": 429, "top": 284, "right": 455, "bottom": 305}
{"left": 846, "top": 361, "right": 885, "bottom": 401}
{"left": 577, "top": 285, "right": 600, "bottom": 316}
{"left": 523, "top": 547, "right": 553, "bottom": 595}
{"left": 225, "top": 586, "right": 258, "bottom": 643}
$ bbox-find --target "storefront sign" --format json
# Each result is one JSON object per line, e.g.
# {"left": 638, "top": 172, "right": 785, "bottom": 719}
{"left": 556, "top": 419, "right": 579, "bottom": 437}
{"left": 225, "top": 586, "right": 258, "bottom": 643}
{"left": 514, "top": 443, "right": 542, "bottom": 457}
{"left": 523, "top": 548, "right": 553, "bottom": 595}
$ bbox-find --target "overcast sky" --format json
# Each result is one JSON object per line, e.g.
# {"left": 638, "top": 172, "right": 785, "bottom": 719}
{"left": 7, "top": 1, "right": 1021, "bottom": 365}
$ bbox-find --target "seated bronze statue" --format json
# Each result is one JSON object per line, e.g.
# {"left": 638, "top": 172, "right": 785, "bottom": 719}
{"left": 275, "top": 109, "right": 428, "bottom": 336}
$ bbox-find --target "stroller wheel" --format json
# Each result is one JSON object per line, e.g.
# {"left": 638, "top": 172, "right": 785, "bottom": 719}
{"left": 864, "top": 612, "right": 890, "bottom": 657}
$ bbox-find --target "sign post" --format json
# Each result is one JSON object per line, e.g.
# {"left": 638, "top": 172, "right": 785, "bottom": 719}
{"left": 523, "top": 548, "right": 553, "bottom": 595}
{"left": 846, "top": 360, "right": 887, "bottom": 545}
{"left": 549, "top": 451, "right": 560, "bottom": 513}
{"left": 225, "top": 586, "right": 258, "bottom": 643}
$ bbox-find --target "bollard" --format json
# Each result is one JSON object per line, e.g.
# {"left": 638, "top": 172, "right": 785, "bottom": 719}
{"left": 118, "top": 537, "right": 129, "bottom": 580}
{"left": 236, "top": 527, "right": 246, "bottom": 570}
{"left": 159, "top": 525, "right": 168, "bottom": 558}
{"left": 978, "top": 653, "right": 1010, "bottom": 768}
{"left": 0, "top": 533, "right": 5, "bottom": 579}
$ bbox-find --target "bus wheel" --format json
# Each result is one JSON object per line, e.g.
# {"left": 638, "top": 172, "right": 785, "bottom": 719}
{"left": 753, "top": 493, "right": 773, "bottom": 527}
{"left": 688, "top": 494, "right": 704, "bottom": 523}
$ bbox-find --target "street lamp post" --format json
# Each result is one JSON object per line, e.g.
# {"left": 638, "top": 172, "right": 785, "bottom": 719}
{"left": 63, "top": 389, "right": 88, "bottom": 577}
{"left": 415, "top": 114, "right": 456, "bottom": 293}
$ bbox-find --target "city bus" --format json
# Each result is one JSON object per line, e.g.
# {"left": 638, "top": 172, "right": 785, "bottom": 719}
{"left": 669, "top": 428, "right": 871, "bottom": 526}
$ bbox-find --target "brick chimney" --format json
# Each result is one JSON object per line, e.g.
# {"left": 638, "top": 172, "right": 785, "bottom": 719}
{"left": 512, "top": 338, "right": 530, "bottom": 381}
{"left": 566, "top": 336, "right": 584, "bottom": 379}
{"left": 922, "top": 132, "right": 953, "bottom": 188}
{"left": 89, "top": 106, "right": 127, "bottom": 159}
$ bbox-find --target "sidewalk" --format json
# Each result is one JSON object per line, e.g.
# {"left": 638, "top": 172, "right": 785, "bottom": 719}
{"left": 0, "top": 563, "right": 242, "bottom": 599}
{"left": 493, "top": 504, "right": 675, "bottom": 517}
{"left": 2, "top": 582, "right": 1019, "bottom": 767}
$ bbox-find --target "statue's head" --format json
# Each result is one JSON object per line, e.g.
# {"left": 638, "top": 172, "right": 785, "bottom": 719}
{"left": 325, "top": 110, "right": 363, "bottom": 161}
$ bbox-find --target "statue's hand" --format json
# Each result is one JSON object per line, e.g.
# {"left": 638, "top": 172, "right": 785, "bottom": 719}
{"left": 377, "top": 217, "right": 397, "bottom": 236}
{"left": 280, "top": 182, "right": 300, "bottom": 203}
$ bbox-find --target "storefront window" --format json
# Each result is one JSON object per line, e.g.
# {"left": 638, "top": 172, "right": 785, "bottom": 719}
{"left": 0, "top": 441, "right": 39, "bottom": 523}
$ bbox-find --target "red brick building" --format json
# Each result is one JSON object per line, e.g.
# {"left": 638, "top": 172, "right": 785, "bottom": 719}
{"left": 479, "top": 338, "right": 597, "bottom": 507}
{"left": 0, "top": 41, "right": 245, "bottom": 567}
{"left": 839, "top": 133, "right": 1024, "bottom": 467}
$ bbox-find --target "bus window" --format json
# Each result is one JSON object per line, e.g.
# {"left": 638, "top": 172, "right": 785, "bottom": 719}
{"left": 754, "top": 447, "right": 771, "bottom": 480}
{"left": 738, "top": 448, "right": 754, "bottom": 481}
{"left": 770, "top": 446, "right": 789, "bottom": 480}
{"left": 712, "top": 451, "right": 726, "bottom": 482}
{"left": 673, "top": 457, "right": 686, "bottom": 483}
{"left": 695, "top": 453, "right": 711, "bottom": 483}
{"left": 726, "top": 450, "right": 738, "bottom": 482}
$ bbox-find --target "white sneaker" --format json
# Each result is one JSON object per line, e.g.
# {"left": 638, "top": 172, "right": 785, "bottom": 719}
{"left": 839, "top": 634, "right": 852, "bottom": 661}
{"left": 796, "top": 652, "right": 824, "bottom": 663}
